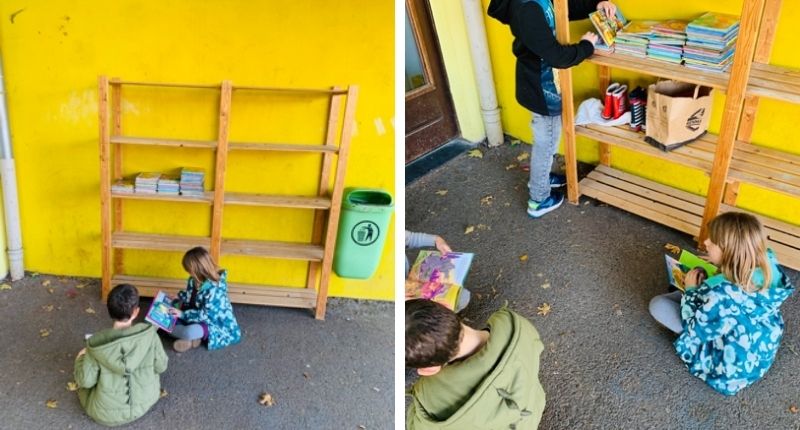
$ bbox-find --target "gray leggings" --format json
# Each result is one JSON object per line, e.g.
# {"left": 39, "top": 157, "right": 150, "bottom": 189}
{"left": 170, "top": 322, "right": 205, "bottom": 340}
{"left": 649, "top": 291, "right": 684, "bottom": 334}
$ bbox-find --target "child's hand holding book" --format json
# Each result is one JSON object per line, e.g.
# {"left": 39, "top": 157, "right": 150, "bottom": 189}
{"left": 684, "top": 267, "right": 708, "bottom": 289}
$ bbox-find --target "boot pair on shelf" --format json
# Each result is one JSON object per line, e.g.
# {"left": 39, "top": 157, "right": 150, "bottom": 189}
{"left": 602, "top": 83, "right": 646, "bottom": 132}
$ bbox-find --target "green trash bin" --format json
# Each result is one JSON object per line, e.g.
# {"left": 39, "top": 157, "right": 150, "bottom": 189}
{"left": 333, "top": 188, "right": 394, "bottom": 279}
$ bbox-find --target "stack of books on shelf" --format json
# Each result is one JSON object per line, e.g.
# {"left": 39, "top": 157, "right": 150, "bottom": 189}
{"left": 111, "top": 179, "right": 134, "bottom": 194}
{"left": 647, "top": 20, "right": 687, "bottom": 65}
{"left": 156, "top": 175, "right": 180, "bottom": 195}
{"left": 179, "top": 167, "right": 205, "bottom": 197}
{"left": 684, "top": 12, "right": 739, "bottom": 73}
{"left": 134, "top": 172, "right": 161, "bottom": 194}
{"left": 615, "top": 20, "right": 660, "bottom": 58}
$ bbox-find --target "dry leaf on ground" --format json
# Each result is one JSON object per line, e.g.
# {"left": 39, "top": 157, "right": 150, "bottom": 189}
{"left": 31, "top": 272, "right": 40, "bottom": 278}
{"left": 75, "top": 283, "right": 87, "bottom": 289}
{"left": 665, "top": 243, "right": 681, "bottom": 254}
{"left": 42, "top": 305, "right": 54, "bottom": 312}
{"left": 303, "top": 372, "right": 310, "bottom": 379}
{"left": 519, "top": 254, "right": 528, "bottom": 262}
{"left": 790, "top": 405, "right": 798, "bottom": 414}
{"left": 477, "top": 224, "right": 489, "bottom": 230}
{"left": 435, "top": 190, "right": 448, "bottom": 196}
{"left": 537, "top": 303, "right": 552, "bottom": 316}
{"left": 541, "top": 283, "right": 551, "bottom": 289}
{"left": 505, "top": 163, "right": 518, "bottom": 170}
{"left": 47, "top": 288, "right": 54, "bottom": 294}
{"left": 510, "top": 139, "right": 521, "bottom": 146}
{"left": 517, "top": 152, "right": 530, "bottom": 162}
{"left": 40, "top": 329, "right": 51, "bottom": 338}
{"left": 160, "top": 389, "right": 168, "bottom": 398}
{"left": 45, "top": 399, "right": 58, "bottom": 409}
{"left": 85, "top": 307, "right": 96, "bottom": 314}
{"left": 66, "top": 382, "right": 78, "bottom": 392}
{"left": 42, "top": 280, "right": 51, "bottom": 287}
{"left": 66, "top": 289, "right": 78, "bottom": 299}
{"left": 464, "top": 226, "right": 475, "bottom": 234}
{"left": 467, "top": 149, "right": 483, "bottom": 159}
{"left": 480, "top": 195, "right": 493, "bottom": 206}
{"left": 258, "top": 392, "right": 275, "bottom": 407}
{"left": 0, "top": 283, "right": 11, "bottom": 290}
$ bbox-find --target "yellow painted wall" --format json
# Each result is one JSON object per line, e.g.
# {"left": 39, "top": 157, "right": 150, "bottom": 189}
{"left": 0, "top": 1, "right": 394, "bottom": 300}
{"left": 428, "top": 0, "right": 485, "bottom": 143}
{"left": 482, "top": 0, "right": 800, "bottom": 224}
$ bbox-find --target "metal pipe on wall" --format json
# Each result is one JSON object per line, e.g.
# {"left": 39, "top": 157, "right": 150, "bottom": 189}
{"left": 0, "top": 53, "right": 24, "bottom": 280}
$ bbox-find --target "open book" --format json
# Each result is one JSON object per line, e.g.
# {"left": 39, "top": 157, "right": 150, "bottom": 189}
{"left": 406, "top": 251, "right": 474, "bottom": 310}
{"left": 144, "top": 291, "right": 178, "bottom": 332}
{"left": 589, "top": 9, "right": 628, "bottom": 46}
{"left": 665, "top": 249, "right": 717, "bottom": 291}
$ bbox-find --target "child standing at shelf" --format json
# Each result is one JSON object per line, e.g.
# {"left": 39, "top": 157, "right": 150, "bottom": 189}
{"left": 167, "top": 246, "right": 242, "bottom": 352}
{"left": 488, "top": 0, "right": 616, "bottom": 218}
{"left": 649, "top": 212, "right": 795, "bottom": 395}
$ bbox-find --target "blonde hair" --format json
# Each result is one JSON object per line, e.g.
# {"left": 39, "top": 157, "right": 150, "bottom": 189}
{"left": 182, "top": 247, "right": 221, "bottom": 285}
{"left": 707, "top": 212, "right": 771, "bottom": 292}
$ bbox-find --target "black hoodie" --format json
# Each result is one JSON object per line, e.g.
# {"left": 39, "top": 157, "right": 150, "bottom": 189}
{"left": 488, "top": 0, "right": 599, "bottom": 115}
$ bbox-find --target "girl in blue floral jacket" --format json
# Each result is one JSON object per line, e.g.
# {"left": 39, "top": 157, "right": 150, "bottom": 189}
{"left": 168, "top": 247, "right": 242, "bottom": 352}
{"left": 650, "top": 212, "right": 794, "bottom": 395}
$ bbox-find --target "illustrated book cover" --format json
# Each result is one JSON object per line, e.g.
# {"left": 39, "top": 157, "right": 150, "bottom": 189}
{"left": 665, "top": 249, "right": 717, "bottom": 291}
{"left": 406, "top": 251, "right": 474, "bottom": 310}
{"left": 144, "top": 291, "right": 178, "bottom": 332}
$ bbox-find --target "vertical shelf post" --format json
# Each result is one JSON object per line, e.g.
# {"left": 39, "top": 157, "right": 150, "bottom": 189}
{"left": 210, "top": 81, "right": 232, "bottom": 260}
{"left": 553, "top": 0, "right": 580, "bottom": 204}
{"left": 699, "top": 0, "right": 766, "bottom": 243}
{"left": 315, "top": 85, "right": 358, "bottom": 320}
{"left": 98, "top": 76, "right": 112, "bottom": 300}
{"left": 597, "top": 66, "right": 612, "bottom": 166}
{"left": 110, "top": 78, "right": 124, "bottom": 276}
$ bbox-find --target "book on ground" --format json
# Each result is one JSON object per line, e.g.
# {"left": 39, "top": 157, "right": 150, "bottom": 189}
{"left": 406, "top": 251, "right": 474, "bottom": 310}
{"left": 144, "top": 291, "right": 178, "bottom": 332}
{"left": 665, "top": 249, "right": 717, "bottom": 291}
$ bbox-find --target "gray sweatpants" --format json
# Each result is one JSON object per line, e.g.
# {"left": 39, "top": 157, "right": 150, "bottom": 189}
{"left": 528, "top": 113, "right": 562, "bottom": 202}
{"left": 649, "top": 291, "right": 684, "bottom": 334}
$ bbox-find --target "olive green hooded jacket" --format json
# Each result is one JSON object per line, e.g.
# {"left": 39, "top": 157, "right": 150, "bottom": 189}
{"left": 408, "top": 308, "right": 546, "bottom": 430}
{"left": 74, "top": 323, "right": 168, "bottom": 426}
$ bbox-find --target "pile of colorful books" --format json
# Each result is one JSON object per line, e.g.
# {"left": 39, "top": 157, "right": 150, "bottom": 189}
{"left": 111, "top": 179, "right": 134, "bottom": 194}
{"left": 156, "top": 175, "right": 180, "bottom": 195}
{"left": 179, "top": 167, "right": 205, "bottom": 197}
{"left": 684, "top": 12, "right": 739, "bottom": 73}
{"left": 134, "top": 172, "right": 161, "bottom": 194}
{"left": 615, "top": 20, "right": 660, "bottom": 58}
{"left": 647, "top": 20, "right": 687, "bottom": 64}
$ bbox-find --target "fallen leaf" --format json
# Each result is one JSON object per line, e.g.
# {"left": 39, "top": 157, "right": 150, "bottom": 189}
{"left": 357, "top": 426, "right": 366, "bottom": 430}
{"left": 31, "top": 272, "right": 40, "bottom": 278}
{"left": 517, "top": 152, "right": 530, "bottom": 162}
{"left": 541, "top": 283, "right": 551, "bottom": 289}
{"left": 790, "top": 405, "right": 798, "bottom": 414}
{"left": 302, "top": 372, "right": 310, "bottom": 379}
{"left": 66, "top": 382, "right": 78, "bottom": 392}
{"left": 536, "top": 273, "right": 544, "bottom": 278}
{"left": 504, "top": 202, "right": 510, "bottom": 207}
{"left": 510, "top": 139, "right": 521, "bottom": 146}
{"left": 665, "top": 243, "right": 681, "bottom": 254}
{"left": 42, "top": 305, "right": 54, "bottom": 312}
{"left": 66, "top": 288, "right": 78, "bottom": 299}
{"left": 258, "top": 392, "right": 275, "bottom": 407}
{"left": 40, "top": 329, "right": 51, "bottom": 337}
{"left": 160, "top": 389, "right": 168, "bottom": 398}
{"left": 45, "top": 399, "right": 58, "bottom": 409}
{"left": 480, "top": 195, "right": 493, "bottom": 206}
{"left": 435, "top": 190, "right": 448, "bottom": 196}
{"left": 0, "top": 283, "right": 11, "bottom": 290}
{"left": 519, "top": 254, "right": 528, "bottom": 262}
{"left": 75, "top": 283, "right": 87, "bottom": 289}
{"left": 467, "top": 149, "right": 483, "bottom": 158}
{"left": 464, "top": 226, "right": 475, "bottom": 234}
{"left": 477, "top": 224, "right": 489, "bottom": 230}
{"left": 505, "top": 163, "right": 518, "bottom": 170}
{"left": 47, "top": 288, "right": 54, "bottom": 294}
{"left": 42, "top": 280, "right": 51, "bottom": 287}
{"left": 85, "top": 307, "right": 95, "bottom": 314}
{"left": 612, "top": 304, "right": 623, "bottom": 316}
{"left": 372, "top": 387, "right": 380, "bottom": 392}
{"left": 537, "top": 303, "right": 552, "bottom": 316}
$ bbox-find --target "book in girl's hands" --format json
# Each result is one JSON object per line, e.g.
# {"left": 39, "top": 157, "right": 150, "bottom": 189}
{"left": 589, "top": 9, "right": 627, "bottom": 46}
{"left": 145, "top": 291, "right": 178, "bottom": 332}
{"left": 665, "top": 249, "right": 717, "bottom": 291}
{"left": 406, "top": 251, "right": 474, "bottom": 310}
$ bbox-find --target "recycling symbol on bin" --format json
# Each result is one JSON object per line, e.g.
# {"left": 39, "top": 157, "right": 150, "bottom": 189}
{"left": 352, "top": 221, "right": 380, "bottom": 246}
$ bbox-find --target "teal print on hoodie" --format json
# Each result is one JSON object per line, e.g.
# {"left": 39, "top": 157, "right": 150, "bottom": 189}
{"left": 675, "top": 250, "right": 794, "bottom": 395}
{"left": 178, "top": 270, "right": 242, "bottom": 350}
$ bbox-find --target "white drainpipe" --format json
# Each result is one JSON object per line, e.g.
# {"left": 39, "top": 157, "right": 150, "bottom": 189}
{"left": 462, "top": 0, "right": 504, "bottom": 147}
{"left": 0, "top": 54, "right": 24, "bottom": 280}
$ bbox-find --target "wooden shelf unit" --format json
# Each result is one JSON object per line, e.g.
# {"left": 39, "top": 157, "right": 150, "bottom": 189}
{"left": 99, "top": 77, "right": 358, "bottom": 319}
{"left": 556, "top": 0, "right": 800, "bottom": 270}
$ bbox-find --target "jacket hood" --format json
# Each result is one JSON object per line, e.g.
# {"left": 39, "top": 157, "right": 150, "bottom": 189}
{"left": 86, "top": 323, "right": 157, "bottom": 374}
{"left": 487, "top": 0, "right": 512, "bottom": 24}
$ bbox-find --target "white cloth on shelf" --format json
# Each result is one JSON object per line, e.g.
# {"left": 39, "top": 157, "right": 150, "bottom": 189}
{"left": 575, "top": 98, "right": 631, "bottom": 127}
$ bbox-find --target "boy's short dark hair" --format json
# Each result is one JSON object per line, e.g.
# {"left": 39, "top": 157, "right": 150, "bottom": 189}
{"left": 405, "top": 299, "right": 463, "bottom": 368}
{"left": 107, "top": 284, "right": 139, "bottom": 321}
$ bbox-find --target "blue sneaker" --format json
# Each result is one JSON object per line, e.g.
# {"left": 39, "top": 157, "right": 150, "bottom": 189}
{"left": 527, "top": 191, "right": 564, "bottom": 218}
{"left": 549, "top": 173, "right": 567, "bottom": 188}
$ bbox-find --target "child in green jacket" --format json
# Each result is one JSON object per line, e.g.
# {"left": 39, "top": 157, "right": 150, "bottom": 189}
{"left": 75, "top": 284, "right": 168, "bottom": 426}
{"left": 405, "top": 299, "right": 546, "bottom": 429}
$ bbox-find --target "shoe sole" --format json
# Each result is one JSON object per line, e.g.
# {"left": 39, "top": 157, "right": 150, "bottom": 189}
{"left": 527, "top": 198, "right": 564, "bottom": 218}
{"left": 173, "top": 339, "right": 202, "bottom": 353}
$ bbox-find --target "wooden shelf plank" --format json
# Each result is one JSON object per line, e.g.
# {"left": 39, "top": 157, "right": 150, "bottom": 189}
{"left": 111, "top": 191, "right": 213, "bottom": 204}
{"left": 589, "top": 51, "right": 730, "bottom": 91}
{"left": 110, "top": 136, "right": 217, "bottom": 149}
{"left": 112, "top": 275, "right": 317, "bottom": 308}
{"left": 225, "top": 192, "right": 331, "bottom": 209}
{"left": 221, "top": 238, "right": 324, "bottom": 261}
{"left": 748, "top": 62, "right": 800, "bottom": 104}
{"left": 112, "top": 232, "right": 211, "bottom": 251}
{"left": 114, "top": 81, "right": 219, "bottom": 89}
{"left": 228, "top": 141, "right": 338, "bottom": 153}
{"left": 233, "top": 85, "right": 347, "bottom": 95}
